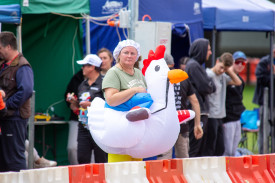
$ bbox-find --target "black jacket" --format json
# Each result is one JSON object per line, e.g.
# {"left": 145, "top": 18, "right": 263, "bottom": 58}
{"left": 185, "top": 38, "right": 216, "bottom": 114}
{"left": 224, "top": 75, "right": 245, "bottom": 122}
{"left": 253, "top": 55, "right": 275, "bottom": 106}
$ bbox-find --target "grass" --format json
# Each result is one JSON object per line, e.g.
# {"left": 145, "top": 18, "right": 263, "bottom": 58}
{"left": 241, "top": 84, "right": 259, "bottom": 154}
{"left": 242, "top": 84, "right": 259, "bottom": 110}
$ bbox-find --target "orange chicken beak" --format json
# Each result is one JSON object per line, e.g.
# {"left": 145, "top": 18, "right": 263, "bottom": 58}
{"left": 167, "top": 69, "right": 189, "bottom": 84}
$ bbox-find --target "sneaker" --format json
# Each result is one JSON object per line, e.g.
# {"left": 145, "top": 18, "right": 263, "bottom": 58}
{"left": 34, "top": 157, "right": 57, "bottom": 168}
{"left": 126, "top": 106, "right": 151, "bottom": 122}
{"left": 177, "top": 110, "right": 195, "bottom": 124}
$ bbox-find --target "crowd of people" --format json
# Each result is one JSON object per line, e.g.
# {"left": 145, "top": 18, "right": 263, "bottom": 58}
{"left": 0, "top": 30, "right": 274, "bottom": 172}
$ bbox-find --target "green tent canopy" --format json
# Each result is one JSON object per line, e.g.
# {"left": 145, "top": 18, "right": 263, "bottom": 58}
{"left": 1, "top": 0, "right": 89, "bottom": 14}
{"left": 21, "top": 0, "right": 89, "bottom": 14}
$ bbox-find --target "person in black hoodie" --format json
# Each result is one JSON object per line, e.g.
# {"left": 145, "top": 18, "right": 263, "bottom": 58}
{"left": 185, "top": 38, "right": 216, "bottom": 157}
{"left": 253, "top": 47, "right": 275, "bottom": 154}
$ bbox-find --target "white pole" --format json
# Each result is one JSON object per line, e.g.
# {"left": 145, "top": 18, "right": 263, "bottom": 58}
{"left": 128, "top": 0, "right": 139, "bottom": 40}
{"left": 85, "top": 16, "right": 90, "bottom": 55}
{"left": 16, "top": 20, "right": 22, "bottom": 52}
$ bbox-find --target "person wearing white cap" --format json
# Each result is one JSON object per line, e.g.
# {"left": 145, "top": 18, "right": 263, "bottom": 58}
{"left": 66, "top": 54, "right": 107, "bottom": 164}
{"left": 102, "top": 39, "right": 153, "bottom": 162}
{"left": 223, "top": 51, "right": 247, "bottom": 156}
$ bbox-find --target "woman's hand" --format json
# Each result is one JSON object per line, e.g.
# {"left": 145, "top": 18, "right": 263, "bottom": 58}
{"left": 133, "top": 86, "right": 147, "bottom": 93}
{"left": 79, "top": 101, "right": 91, "bottom": 109}
{"left": 66, "top": 93, "right": 77, "bottom": 104}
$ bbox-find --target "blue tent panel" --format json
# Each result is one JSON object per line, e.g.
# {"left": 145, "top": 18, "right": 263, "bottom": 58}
{"left": 90, "top": 0, "right": 128, "bottom": 17}
{"left": 202, "top": 0, "right": 275, "bottom": 31}
{"left": 139, "top": 0, "right": 203, "bottom": 41}
{"left": 139, "top": 0, "right": 202, "bottom": 24}
{"left": 0, "top": 4, "right": 21, "bottom": 24}
{"left": 85, "top": 22, "right": 127, "bottom": 54}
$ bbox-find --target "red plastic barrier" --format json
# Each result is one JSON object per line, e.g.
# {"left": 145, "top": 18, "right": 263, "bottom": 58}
{"left": 146, "top": 159, "right": 187, "bottom": 183}
{"left": 68, "top": 163, "right": 106, "bottom": 183}
{"left": 226, "top": 155, "right": 274, "bottom": 183}
{"left": 249, "top": 58, "right": 260, "bottom": 84}
{"left": 239, "top": 57, "right": 259, "bottom": 84}
{"left": 266, "top": 153, "right": 275, "bottom": 180}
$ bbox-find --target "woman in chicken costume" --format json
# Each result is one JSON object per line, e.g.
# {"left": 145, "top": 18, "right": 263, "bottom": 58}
{"left": 88, "top": 40, "right": 194, "bottom": 162}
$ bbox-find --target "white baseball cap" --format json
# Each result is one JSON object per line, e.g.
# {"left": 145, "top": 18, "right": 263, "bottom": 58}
{"left": 77, "top": 54, "right": 102, "bottom": 67}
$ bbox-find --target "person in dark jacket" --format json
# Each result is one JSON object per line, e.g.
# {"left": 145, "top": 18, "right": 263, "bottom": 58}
{"left": 185, "top": 38, "right": 216, "bottom": 157}
{"left": 157, "top": 54, "right": 202, "bottom": 160}
{"left": 65, "top": 70, "right": 84, "bottom": 165}
{"left": 0, "top": 31, "right": 34, "bottom": 172}
{"left": 223, "top": 51, "right": 247, "bottom": 156}
{"left": 253, "top": 47, "right": 275, "bottom": 154}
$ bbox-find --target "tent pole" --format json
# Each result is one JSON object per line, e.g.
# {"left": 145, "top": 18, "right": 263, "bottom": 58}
{"left": 85, "top": 16, "right": 90, "bottom": 55}
{"left": 270, "top": 31, "right": 275, "bottom": 152}
{"left": 28, "top": 91, "right": 35, "bottom": 169}
{"left": 211, "top": 29, "right": 216, "bottom": 67}
{"left": 16, "top": 19, "right": 22, "bottom": 53}
{"left": 128, "top": 0, "right": 139, "bottom": 40}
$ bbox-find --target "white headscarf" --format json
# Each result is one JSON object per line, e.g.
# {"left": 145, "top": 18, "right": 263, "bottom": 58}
{"left": 113, "top": 39, "right": 140, "bottom": 62}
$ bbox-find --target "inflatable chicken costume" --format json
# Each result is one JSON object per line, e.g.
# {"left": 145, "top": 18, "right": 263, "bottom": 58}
{"left": 87, "top": 45, "right": 194, "bottom": 159}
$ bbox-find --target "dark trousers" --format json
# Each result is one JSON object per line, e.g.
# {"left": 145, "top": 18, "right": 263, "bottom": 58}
{"left": 189, "top": 115, "right": 208, "bottom": 157}
{"left": 0, "top": 119, "right": 27, "bottom": 172}
{"left": 204, "top": 118, "right": 224, "bottom": 156}
{"left": 77, "top": 123, "right": 107, "bottom": 163}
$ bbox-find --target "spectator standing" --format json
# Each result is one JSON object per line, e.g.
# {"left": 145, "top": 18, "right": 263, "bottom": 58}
{"left": 223, "top": 51, "right": 247, "bottom": 156}
{"left": 253, "top": 46, "right": 275, "bottom": 154}
{"left": 205, "top": 52, "right": 242, "bottom": 156}
{"left": 65, "top": 70, "right": 84, "bottom": 165}
{"left": 185, "top": 38, "right": 216, "bottom": 157}
{"left": 157, "top": 54, "right": 202, "bottom": 159}
{"left": 97, "top": 48, "right": 114, "bottom": 76}
{"left": 65, "top": 48, "right": 113, "bottom": 164}
{"left": 0, "top": 31, "right": 34, "bottom": 172}
{"left": 66, "top": 54, "right": 107, "bottom": 164}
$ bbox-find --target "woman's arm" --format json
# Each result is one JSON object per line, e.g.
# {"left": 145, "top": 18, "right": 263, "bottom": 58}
{"left": 105, "top": 87, "right": 147, "bottom": 107}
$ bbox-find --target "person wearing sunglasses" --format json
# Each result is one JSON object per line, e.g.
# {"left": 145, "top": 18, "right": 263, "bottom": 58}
{"left": 223, "top": 51, "right": 247, "bottom": 156}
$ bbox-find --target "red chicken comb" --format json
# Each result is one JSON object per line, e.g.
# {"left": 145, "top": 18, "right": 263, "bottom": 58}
{"left": 142, "top": 45, "right": 166, "bottom": 75}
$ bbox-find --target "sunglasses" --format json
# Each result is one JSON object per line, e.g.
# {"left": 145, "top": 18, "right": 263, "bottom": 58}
{"left": 235, "top": 60, "right": 246, "bottom": 66}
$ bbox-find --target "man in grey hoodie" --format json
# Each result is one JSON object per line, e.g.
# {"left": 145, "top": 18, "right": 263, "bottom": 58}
{"left": 185, "top": 38, "right": 216, "bottom": 157}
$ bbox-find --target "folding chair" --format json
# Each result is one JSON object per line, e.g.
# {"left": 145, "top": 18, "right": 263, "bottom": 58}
{"left": 239, "top": 109, "right": 259, "bottom": 152}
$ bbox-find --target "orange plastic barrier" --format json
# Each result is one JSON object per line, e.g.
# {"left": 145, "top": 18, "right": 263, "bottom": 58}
{"left": 249, "top": 58, "right": 260, "bottom": 84}
{"left": 68, "top": 163, "right": 106, "bottom": 183}
{"left": 266, "top": 153, "right": 275, "bottom": 180}
{"left": 226, "top": 155, "right": 274, "bottom": 183}
{"left": 146, "top": 159, "right": 187, "bottom": 183}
